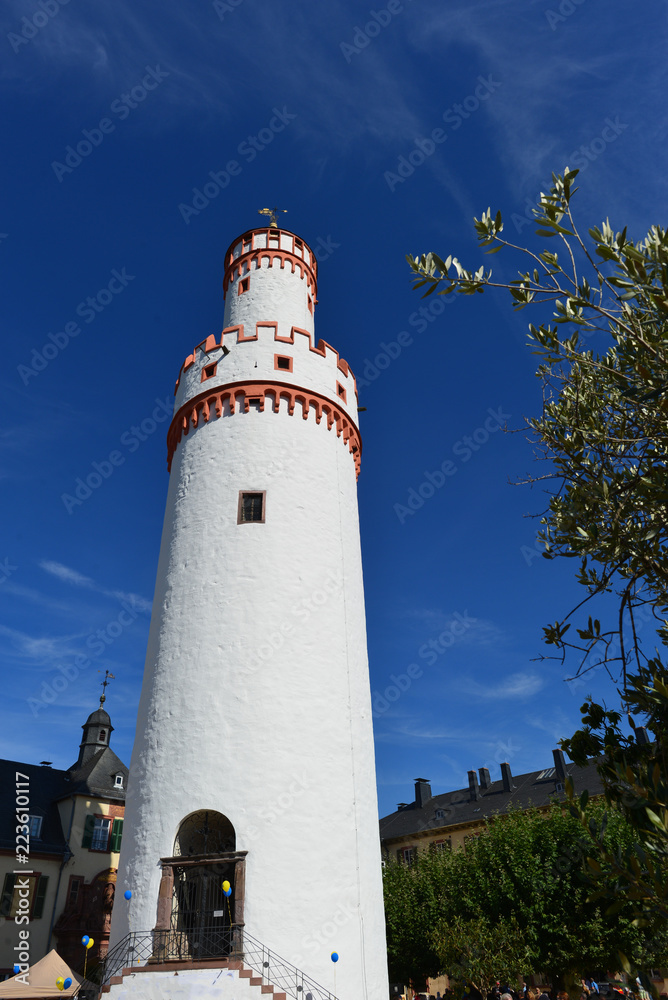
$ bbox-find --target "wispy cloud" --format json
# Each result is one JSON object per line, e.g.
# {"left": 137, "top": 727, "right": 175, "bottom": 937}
{"left": 40, "top": 560, "right": 93, "bottom": 588}
{"left": 1, "top": 581, "right": 76, "bottom": 614}
{"left": 0, "top": 622, "right": 88, "bottom": 664}
{"left": 525, "top": 707, "right": 577, "bottom": 743}
{"left": 39, "top": 560, "right": 151, "bottom": 613}
{"left": 403, "top": 607, "right": 506, "bottom": 647}
{"left": 461, "top": 670, "right": 544, "bottom": 700}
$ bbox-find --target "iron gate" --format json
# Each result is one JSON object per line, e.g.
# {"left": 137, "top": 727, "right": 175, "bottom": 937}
{"left": 170, "top": 864, "right": 235, "bottom": 959}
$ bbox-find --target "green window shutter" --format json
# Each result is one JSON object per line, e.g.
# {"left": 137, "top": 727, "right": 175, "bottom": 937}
{"left": 110, "top": 818, "right": 124, "bottom": 853}
{"left": 0, "top": 874, "right": 15, "bottom": 917}
{"left": 82, "top": 814, "right": 95, "bottom": 848}
{"left": 32, "top": 876, "right": 48, "bottom": 919}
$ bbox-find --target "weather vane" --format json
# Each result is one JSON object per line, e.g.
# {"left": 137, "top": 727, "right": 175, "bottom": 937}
{"left": 99, "top": 669, "right": 115, "bottom": 706}
{"left": 258, "top": 207, "right": 287, "bottom": 228}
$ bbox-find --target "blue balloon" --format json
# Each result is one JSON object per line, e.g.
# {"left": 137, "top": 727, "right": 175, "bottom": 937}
{"left": 81, "top": 936, "right": 89, "bottom": 946}
{"left": 64, "top": 979, "right": 73, "bottom": 989}
{"left": 124, "top": 890, "right": 132, "bottom": 900}
{"left": 223, "top": 887, "right": 232, "bottom": 897}
{"left": 331, "top": 952, "right": 339, "bottom": 963}
{"left": 13, "top": 965, "right": 20, "bottom": 974}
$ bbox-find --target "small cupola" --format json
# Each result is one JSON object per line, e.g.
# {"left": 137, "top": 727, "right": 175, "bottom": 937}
{"left": 77, "top": 679, "right": 115, "bottom": 768}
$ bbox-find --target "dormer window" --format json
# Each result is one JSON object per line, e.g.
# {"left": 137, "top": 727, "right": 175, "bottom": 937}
{"left": 99, "top": 730, "right": 106, "bottom": 742}
{"left": 28, "top": 816, "right": 43, "bottom": 839}
{"left": 114, "top": 774, "right": 124, "bottom": 788}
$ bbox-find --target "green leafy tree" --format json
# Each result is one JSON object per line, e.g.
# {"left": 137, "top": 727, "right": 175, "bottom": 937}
{"left": 382, "top": 804, "right": 663, "bottom": 993}
{"left": 432, "top": 913, "right": 533, "bottom": 1000}
{"left": 406, "top": 172, "right": 668, "bottom": 926}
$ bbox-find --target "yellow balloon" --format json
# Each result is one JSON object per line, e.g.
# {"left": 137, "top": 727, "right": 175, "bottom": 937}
{"left": 56, "top": 978, "right": 65, "bottom": 990}
{"left": 222, "top": 880, "right": 230, "bottom": 892}
{"left": 86, "top": 938, "right": 94, "bottom": 950}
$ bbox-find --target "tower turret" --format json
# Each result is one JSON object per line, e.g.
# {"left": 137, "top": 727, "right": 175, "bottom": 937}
{"left": 112, "top": 226, "right": 388, "bottom": 1000}
{"left": 77, "top": 705, "right": 113, "bottom": 766}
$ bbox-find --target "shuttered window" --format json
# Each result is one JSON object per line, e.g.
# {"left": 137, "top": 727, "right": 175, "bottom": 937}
{"left": 82, "top": 814, "right": 113, "bottom": 851}
{"left": 82, "top": 814, "right": 95, "bottom": 848}
{"left": 0, "top": 874, "right": 48, "bottom": 918}
{"left": 0, "top": 874, "right": 15, "bottom": 917}
{"left": 33, "top": 876, "right": 48, "bottom": 919}
{"left": 110, "top": 818, "right": 124, "bottom": 853}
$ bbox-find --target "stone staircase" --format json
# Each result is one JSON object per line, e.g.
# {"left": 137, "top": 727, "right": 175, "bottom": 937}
{"left": 103, "top": 961, "right": 289, "bottom": 1000}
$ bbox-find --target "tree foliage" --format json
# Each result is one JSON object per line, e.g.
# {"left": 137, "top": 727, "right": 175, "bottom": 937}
{"left": 563, "top": 666, "right": 668, "bottom": 935}
{"left": 382, "top": 804, "right": 665, "bottom": 993}
{"left": 432, "top": 913, "right": 533, "bottom": 999}
{"left": 407, "top": 171, "right": 668, "bottom": 925}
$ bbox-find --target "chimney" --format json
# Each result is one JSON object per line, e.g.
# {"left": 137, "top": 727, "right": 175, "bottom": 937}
{"left": 468, "top": 770, "right": 480, "bottom": 801}
{"left": 636, "top": 727, "right": 650, "bottom": 746}
{"left": 500, "top": 762, "right": 515, "bottom": 792}
{"left": 414, "top": 778, "right": 432, "bottom": 809}
{"left": 552, "top": 748, "right": 567, "bottom": 782}
{"left": 478, "top": 767, "right": 491, "bottom": 791}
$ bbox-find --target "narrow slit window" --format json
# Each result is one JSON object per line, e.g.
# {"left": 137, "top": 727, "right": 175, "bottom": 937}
{"left": 202, "top": 363, "right": 217, "bottom": 382}
{"left": 274, "top": 354, "right": 293, "bottom": 372}
{"left": 239, "top": 276, "right": 250, "bottom": 295}
{"left": 238, "top": 491, "right": 266, "bottom": 524}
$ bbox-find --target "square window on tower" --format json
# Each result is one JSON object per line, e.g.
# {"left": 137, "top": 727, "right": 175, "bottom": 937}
{"left": 238, "top": 491, "right": 266, "bottom": 524}
{"left": 274, "top": 354, "right": 293, "bottom": 372}
{"left": 238, "top": 276, "right": 250, "bottom": 295}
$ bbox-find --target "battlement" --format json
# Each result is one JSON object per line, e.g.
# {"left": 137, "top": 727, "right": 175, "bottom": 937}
{"left": 223, "top": 228, "right": 318, "bottom": 297}
{"left": 167, "top": 381, "right": 362, "bottom": 478}
{"left": 173, "top": 322, "right": 358, "bottom": 425}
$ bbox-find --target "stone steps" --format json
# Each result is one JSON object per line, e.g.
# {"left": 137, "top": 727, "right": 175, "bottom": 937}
{"left": 103, "top": 962, "right": 288, "bottom": 1000}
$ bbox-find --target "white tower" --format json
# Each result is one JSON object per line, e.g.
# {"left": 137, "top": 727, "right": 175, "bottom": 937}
{"left": 111, "top": 224, "right": 388, "bottom": 1000}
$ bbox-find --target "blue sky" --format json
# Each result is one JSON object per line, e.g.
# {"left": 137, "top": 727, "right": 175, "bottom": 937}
{"left": 1, "top": 0, "right": 666, "bottom": 819}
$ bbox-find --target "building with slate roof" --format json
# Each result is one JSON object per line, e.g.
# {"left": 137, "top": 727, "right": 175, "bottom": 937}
{"left": 0, "top": 698, "right": 128, "bottom": 980}
{"left": 379, "top": 748, "right": 605, "bottom": 861}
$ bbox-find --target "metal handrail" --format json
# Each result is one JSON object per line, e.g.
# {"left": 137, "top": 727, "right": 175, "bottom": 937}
{"left": 241, "top": 928, "right": 338, "bottom": 1000}
{"left": 90, "top": 925, "right": 338, "bottom": 1000}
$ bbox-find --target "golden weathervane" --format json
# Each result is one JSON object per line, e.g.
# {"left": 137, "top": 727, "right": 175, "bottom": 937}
{"left": 258, "top": 207, "right": 287, "bottom": 228}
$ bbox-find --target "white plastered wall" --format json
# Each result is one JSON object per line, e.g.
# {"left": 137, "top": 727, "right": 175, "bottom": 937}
{"left": 112, "top": 235, "right": 387, "bottom": 1000}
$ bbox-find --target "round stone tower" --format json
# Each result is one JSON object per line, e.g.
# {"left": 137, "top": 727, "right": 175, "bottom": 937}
{"left": 111, "top": 226, "right": 388, "bottom": 1000}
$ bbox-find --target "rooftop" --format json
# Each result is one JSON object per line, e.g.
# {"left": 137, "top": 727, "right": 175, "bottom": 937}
{"left": 379, "top": 750, "right": 604, "bottom": 844}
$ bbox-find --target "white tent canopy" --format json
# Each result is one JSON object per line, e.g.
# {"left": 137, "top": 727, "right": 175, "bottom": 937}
{"left": 0, "top": 950, "right": 91, "bottom": 999}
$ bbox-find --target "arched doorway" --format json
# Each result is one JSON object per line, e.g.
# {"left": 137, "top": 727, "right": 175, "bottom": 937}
{"left": 154, "top": 811, "right": 247, "bottom": 962}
